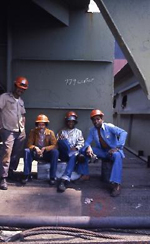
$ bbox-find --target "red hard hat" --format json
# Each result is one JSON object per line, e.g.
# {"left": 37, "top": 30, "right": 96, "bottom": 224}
{"left": 65, "top": 111, "right": 78, "bottom": 119}
{"left": 90, "top": 109, "right": 104, "bottom": 119}
{"left": 35, "top": 114, "right": 49, "bottom": 123}
{"left": 14, "top": 76, "right": 29, "bottom": 90}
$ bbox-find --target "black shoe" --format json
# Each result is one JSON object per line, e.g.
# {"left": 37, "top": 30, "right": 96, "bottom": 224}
{"left": 49, "top": 178, "right": 57, "bottom": 186}
{"left": 21, "top": 175, "right": 29, "bottom": 184}
{"left": 57, "top": 180, "right": 67, "bottom": 192}
{"left": 0, "top": 178, "right": 8, "bottom": 190}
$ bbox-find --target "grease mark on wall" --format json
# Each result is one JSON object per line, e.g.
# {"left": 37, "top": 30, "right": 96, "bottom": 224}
{"left": 65, "top": 78, "right": 94, "bottom": 86}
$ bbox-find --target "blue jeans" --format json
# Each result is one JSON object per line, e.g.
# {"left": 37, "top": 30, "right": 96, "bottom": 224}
{"left": 23, "top": 148, "right": 59, "bottom": 178}
{"left": 84, "top": 147, "right": 123, "bottom": 184}
{"left": 58, "top": 139, "right": 89, "bottom": 181}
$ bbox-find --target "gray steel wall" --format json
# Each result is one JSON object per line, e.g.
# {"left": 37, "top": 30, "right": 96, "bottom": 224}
{"left": 1, "top": 1, "right": 114, "bottom": 139}
{"left": 114, "top": 65, "right": 150, "bottom": 158}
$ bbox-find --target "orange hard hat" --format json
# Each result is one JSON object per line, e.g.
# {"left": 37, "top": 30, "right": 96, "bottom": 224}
{"left": 65, "top": 111, "right": 78, "bottom": 119}
{"left": 90, "top": 109, "right": 104, "bottom": 119}
{"left": 14, "top": 76, "right": 29, "bottom": 90}
{"left": 65, "top": 111, "right": 78, "bottom": 123}
{"left": 35, "top": 114, "right": 49, "bottom": 123}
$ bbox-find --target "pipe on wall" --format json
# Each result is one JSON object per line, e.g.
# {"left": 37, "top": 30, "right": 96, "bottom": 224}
{"left": 1, "top": 216, "right": 150, "bottom": 229}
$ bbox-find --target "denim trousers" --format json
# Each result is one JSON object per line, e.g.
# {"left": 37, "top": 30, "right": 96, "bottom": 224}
{"left": 58, "top": 139, "right": 89, "bottom": 181}
{"left": 23, "top": 148, "right": 59, "bottom": 179}
{"left": 84, "top": 147, "right": 123, "bottom": 184}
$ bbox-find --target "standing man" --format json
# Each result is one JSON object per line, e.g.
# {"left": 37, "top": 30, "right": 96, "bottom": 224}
{"left": 84, "top": 109, "right": 127, "bottom": 197}
{"left": 57, "top": 111, "right": 89, "bottom": 192}
{"left": 22, "top": 114, "right": 59, "bottom": 185}
{"left": 0, "top": 76, "right": 29, "bottom": 190}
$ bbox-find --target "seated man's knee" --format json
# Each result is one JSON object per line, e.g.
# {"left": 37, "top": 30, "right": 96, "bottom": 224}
{"left": 51, "top": 149, "right": 59, "bottom": 157}
{"left": 24, "top": 148, "right": 31, "bottom": 154}
{"left": 112, "top": 151, "right": 122, "bottom": 160}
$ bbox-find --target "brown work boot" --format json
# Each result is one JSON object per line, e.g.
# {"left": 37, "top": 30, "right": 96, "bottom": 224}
{"left": 110, "top": 183, "right": 121, "bottom": 197}
{"left": 0, "top": 178, "right": 8, "bottom": 190}
{"left": 79, "top": 175, "right": 90, "bottom": 181}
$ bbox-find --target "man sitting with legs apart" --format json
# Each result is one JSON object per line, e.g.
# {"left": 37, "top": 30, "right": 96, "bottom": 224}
{"left": 57, "top": 111, "right": 89, "bottom": 193}
{"left": 83, "top": 109, "right": 127, "bottom": 197}
{"left": 22, "top": 114, "right": 59, "bottom": 185}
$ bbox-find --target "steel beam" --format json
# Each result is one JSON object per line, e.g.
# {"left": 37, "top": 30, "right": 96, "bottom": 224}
{"left": 95, "top": 0, "right": 150, "bottom": 99}
{"left": 32, "top": 0, "right": 69, "bottom": 26}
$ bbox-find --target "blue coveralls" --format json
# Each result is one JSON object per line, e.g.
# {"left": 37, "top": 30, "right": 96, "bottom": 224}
{"left": 83, "top": 123, "right": 127, "bottom": 184}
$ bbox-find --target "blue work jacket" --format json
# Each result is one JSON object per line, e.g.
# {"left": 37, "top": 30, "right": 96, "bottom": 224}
{"left": 84, "top": 123, "right": 127, "bottom": 158}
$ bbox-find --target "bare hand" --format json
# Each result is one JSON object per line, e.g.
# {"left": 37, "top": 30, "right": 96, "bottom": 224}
{"left": 41, "top": 147, "right": 46, "bottom": 154}
{"left": 86, "top": 146, "right": 93, "bottom": 157}
{"left": 35, "top": 147, "right": 42, "bottom": 156}
{"left": 108, "top": 148, "right": 119, "bottom": 156}
{"left": 59, "top": 134, "right": 66, "bottom": 140}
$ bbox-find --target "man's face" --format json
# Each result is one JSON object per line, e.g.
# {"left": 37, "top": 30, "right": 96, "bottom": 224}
{"left": 67, "top": 120, "right": 76, "bottom": 129}
{"left": 92, "top": 115, "right": 103, "bottom": 129}
{"left": 14, "top": 87, "right": 26, "bottom": 97}
{"left": 37, "top": 122, "right": 46, "bottom": 130}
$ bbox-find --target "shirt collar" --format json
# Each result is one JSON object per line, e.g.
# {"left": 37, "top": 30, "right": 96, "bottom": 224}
{"left": 35, "top": 128, "right": 50, "bottom": 135}
{"left": 101, "top": 123, "right": 105, "bottom": 130}
{"left": 9, "top": 92, "right": 20, "bottom": 101}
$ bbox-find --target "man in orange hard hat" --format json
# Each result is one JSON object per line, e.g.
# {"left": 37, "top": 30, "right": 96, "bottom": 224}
{"left": 22, "top": 114, "right": 59, "bottom": 185}
{"left": 0, "top": 76, "right": 29, "bottom": 190}
{"left": 57, "top": 111, "right": 89, "bottom": 192}
{"left": 83, "top": 109, "right": 127, "bottom": 197}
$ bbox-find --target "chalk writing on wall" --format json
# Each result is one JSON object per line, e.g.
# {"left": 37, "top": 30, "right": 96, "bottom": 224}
{"left": 65, "top": 78, "right": 94, "bottom": 86}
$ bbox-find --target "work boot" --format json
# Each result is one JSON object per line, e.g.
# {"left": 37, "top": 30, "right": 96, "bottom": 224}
{"left": 21, "top": 175, "right": 29, "bottom": 184}
{"left": 0, "top": 178, "right": 8, "bottom": 190}
{"left": 57, "top": 179, "right": 67, "bottom": 192}
{"left": 110, "top": 183, "right": 121, "bottom": 197}
{"left": 79, "top": 175, "right": 90, "bottom": 181}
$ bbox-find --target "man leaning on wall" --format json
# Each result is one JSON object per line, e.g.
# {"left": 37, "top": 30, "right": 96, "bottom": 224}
{"left": 0, "top": 76, "right": 29, "bottom": 190}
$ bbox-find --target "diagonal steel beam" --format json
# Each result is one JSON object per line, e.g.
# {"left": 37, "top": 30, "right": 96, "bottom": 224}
{"left": 95, "top": 0, "right": 150, "bottom": 99}
{"left": 32, "top": 0, "right": 69, "bottom": 26}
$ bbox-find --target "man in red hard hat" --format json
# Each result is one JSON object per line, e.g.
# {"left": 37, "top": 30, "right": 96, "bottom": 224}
{"left": 57, "top": 111, "right": 89, "bottom": 192}
{"left": 0, "top": 76, "right": 29, "bottom": 190}
{"left": 22, "top": 114, "right": 59, "bottom": 185}
{"left": 83, "top": 109, "right": 127, "bottom": 197}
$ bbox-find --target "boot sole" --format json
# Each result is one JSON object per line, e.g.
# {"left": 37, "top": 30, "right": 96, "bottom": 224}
{"left": 0, "top": 186, "right": 8, "bottom": 190}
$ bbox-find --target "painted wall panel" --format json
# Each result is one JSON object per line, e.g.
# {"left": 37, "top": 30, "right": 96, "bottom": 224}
{"left": 11, "top": 10, "right": 114, "bottom": 61}
{"left": 0, "top": 0, "right": 114, "bottom": 137}
{"left": 12, "top": 60, "right": 113, "bottom": 110}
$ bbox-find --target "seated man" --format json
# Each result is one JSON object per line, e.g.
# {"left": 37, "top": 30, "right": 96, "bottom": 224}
{"left": 22, "top": 114, "right": 59, "bottom": 185}
{"left": 83, "top": 109, "right": 127, "bottom": 197}
{"left": 57, "top": 111, "right": 89, "bottom": 192}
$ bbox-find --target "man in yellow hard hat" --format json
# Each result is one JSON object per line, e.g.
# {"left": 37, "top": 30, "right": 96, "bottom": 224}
{"left": 0, "top": 76, "right": 29, "bottom": 190}
{"left": 22, "top": 114, "right": 59, "bottom": 185}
